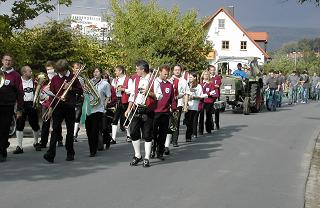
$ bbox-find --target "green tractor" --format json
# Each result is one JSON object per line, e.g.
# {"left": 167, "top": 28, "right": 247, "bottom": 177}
{"left": 216, "top": 57, "right": 264, "bottom": 115}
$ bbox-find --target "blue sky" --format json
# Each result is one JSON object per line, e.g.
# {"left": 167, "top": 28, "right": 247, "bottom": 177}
{"left": 1, "top": 0, "right": 320, "bottom": 29}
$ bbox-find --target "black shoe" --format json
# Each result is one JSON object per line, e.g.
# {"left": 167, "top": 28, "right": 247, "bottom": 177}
{"left": 173, "top": 143, "right": 179, "bottom": 147}
{"left": 206, "top": 131, "right": 212, "bottom": 134}
{"left": 33, "top": 143, "right": 41, "bottom": 151}
{"left": 120, "top": 126, "right": 126, "bottom": 132}
{"left": 186, "top": 139, "right": 192, "bottom": 143}
{"left": 164, "top": 147, "right": 170, "bottom": 155}
{"left": 73, "top": 137, "right": 78, "bottom": 142}
{"left": 89, "top": 153, "right": 96, "bottom": 157}
{"left": 110, "top": 139, "right": 116, "bottom": 144}
{"left": 143, "top": 159, "right": 150, "bottom": 168}
{"left": 13, "top": 146, "right": 24, "bottom": 154}
{"left": 0, "top": 154, "right": 7, "bottom": 162}
{"left": 39, "top": 143, "right": 47, "bottom": 148}
{"left": 150, "top": 151, "right": 155, "bottom": 159}
{"left": 66, "top": 154, "right": 74, "bottom": 161}
{"left": 57, "top": 141, "right": 63, "bottom": 147}
{"left": 43, "top": 153, "right": 54, "bottom": 163}
{"left": 215, "top": 124, "right": 220, "bottom": 130}
{"left": 126, "top": 136, "right": 132, "bottom": 143}
{"left": 130, "top": 156, "right": 142, "bottom": 166}
{"left": 199, "top": 132, "right": 204, "bottom": 136}
{"left": 157, "top": 154, "right": 165, "bottom": 161}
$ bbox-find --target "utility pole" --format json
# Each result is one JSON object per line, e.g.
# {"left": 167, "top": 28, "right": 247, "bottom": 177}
{"left": 57, "top": 0, "right": 60, "bottom": 21}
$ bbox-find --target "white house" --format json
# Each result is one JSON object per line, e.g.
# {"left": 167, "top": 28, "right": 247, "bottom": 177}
{"left": 204, "top": 7, "right": 269, "bottom": 69}
{"left": 70, "top": 14, "right": 112, "bottom": 42}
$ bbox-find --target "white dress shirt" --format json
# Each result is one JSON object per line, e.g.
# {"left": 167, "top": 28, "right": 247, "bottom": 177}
{"left": 128, "top": 74, "right": 163, "bottom": 105}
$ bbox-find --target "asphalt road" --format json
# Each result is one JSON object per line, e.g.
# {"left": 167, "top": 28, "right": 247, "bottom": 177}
{"left": 1, "top": 103, "right": 319, "bottom": 208}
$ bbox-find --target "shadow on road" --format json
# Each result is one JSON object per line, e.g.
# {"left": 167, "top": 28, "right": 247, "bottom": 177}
{"left": 0, "top": 125, "right": 247, "bottom": 182}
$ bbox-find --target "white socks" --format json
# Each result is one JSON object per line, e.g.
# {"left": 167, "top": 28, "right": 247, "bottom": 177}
{"left": 144, "top": 141, "right": 152, "bottom": 160}
{"left": 16, "top": 131, "right": 23, "bottom": 148}
{"left": 132, "top": 140, "right": 141, "bottom": 158}
{"left": 33, "top": 130, "right": 39, "bottom": 144}
{"left": 112, "top": 125, "right": 118, "bottom": 140}
{"left": 165, "top": 134, "right": 172, "bottom": 148}
{"left": 74, "top": 122, "right": 80, "bottom": 137}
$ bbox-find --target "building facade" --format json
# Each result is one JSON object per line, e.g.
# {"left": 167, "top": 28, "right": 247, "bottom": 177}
{"left": 204, "top": 7, "right": 269, "bottom": 68}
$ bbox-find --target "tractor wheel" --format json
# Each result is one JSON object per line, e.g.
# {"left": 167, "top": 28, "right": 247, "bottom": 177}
{"left": 243, "top": 97, "right": 250, "bottom": 115}
{"left": 250, "top": 83, "right": 263, "bottom": 113}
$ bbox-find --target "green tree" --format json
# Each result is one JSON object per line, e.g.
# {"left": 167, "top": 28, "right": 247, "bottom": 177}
{"left": 106, "top": 0, "right": 212, "bottom": 72}
{"left": 0, "top": 0, "right": 71, "bottom": 35}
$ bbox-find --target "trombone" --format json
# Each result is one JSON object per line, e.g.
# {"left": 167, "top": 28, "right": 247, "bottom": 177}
{"left": 124, "top": 68, "right": 159, "bottom": 129}
{"left": 42, "top": 64, "right": 86, "bottom": 122}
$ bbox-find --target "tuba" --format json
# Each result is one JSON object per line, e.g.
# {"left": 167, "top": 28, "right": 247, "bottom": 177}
{"left": 0, "top": 70, "right": 5, "bottom": 88}
{"left": 80, "top": 70, "right": 100, "bottom": 107}
{"left": 33, "top": 72, "right": 49, "bottom": 108}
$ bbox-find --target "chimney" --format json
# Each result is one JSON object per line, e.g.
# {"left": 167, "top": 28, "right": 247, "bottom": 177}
{"left": 225, "top": 6, "right": 234, "bottom": 17}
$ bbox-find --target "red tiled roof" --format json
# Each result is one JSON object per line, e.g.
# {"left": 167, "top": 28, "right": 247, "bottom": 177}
{"left": 247, "top": 32, "right": 268, "bottom": 42}
{"left": 203, "top": 7, "right": 269, "bottom": 59}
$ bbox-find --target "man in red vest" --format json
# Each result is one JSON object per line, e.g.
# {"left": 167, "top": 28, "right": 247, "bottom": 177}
{"left": 124, "top": 60, "right": 163, "bottom": 168}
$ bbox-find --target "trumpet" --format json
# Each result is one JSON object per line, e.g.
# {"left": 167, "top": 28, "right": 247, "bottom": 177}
{"left": 42, "top": 64, "right": 86, "bottom": 122}
{"left": 124, "top": 68, "right": 159, "bottom": 129}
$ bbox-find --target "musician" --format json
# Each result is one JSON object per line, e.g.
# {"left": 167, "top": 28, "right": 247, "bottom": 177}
{"left": 84, "top": 68, "right": 111, "bottom": 157}
{"left": 124, "top": 60, "right": 162, "bottom": 167}
{"left": 151, "top": 65, "right": 175, "bottom": 160}
{"left": 185, "top": 71, "right": 207, "bottom": 142}
{"left": 199, "top": 70, "right": 218, "bottom": 135}
{"left": 39, "top": 61, "right": 64, "bottom": 148}
{"left": 165, "top": 65, "right": 188, "bottom": 148}
{"left": 13, "top": 66, "right": 41, "bottom": 154}
{"left": 111, "top": 65, "right": 131, "bottom": 144}
{"left": 209, "top": 65, "right": 221, "bottom": 130}
{"left": 0, "top": 54, "right": 24, "bottom": 162}
{"left": 72, "top": 63, "right": 84, "bottom": 142}
{"left": 43, "top": 59, "right": 83, "bottom": 163}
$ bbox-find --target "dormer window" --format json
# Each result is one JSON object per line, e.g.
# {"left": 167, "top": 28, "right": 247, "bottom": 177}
{"left": 218, "top": 19, "right": 225, "bottom": 29}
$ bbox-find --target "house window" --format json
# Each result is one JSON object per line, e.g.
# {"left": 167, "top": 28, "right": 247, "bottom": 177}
{"left": 240, "top": 41, "right": 247, "bottom": 50}
{"left": 222, "top": 41, "right": 229, "bottom": 49}
{"left": 218, "top": 19, "right": 225, "bottom": 29}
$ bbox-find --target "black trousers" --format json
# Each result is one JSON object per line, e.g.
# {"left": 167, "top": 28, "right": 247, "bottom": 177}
{"left": 171, "top": 106, "right": 182, "bottom": 144}
{"left": 0, "top": 105, "right": 14, "bottom": 157}
{"left": 130, "top": 111, "right": 154, "bottom": 142}
{"left": 75, "top": 101, "right": 83, "bottom": 123}
{"left": 185, "top": 110, "right": 199, "bottom": 141}
{"left": 152, "top": 112, "right": 170, "bottom": 155}
{"left": 213, "top": 107, "right": 220, "bottom": 129}
{"left": 16, "top": 101, "right": 40, "bottom": 132}
{"left": 46, "top": 104, "right": 75, "bottom": 158}
{"left": 112, "top": 99, "right": 127, "bottom": 127}
{"left": 40, "top": 106, "right": 63, "bottom": 147}
{"left": 199, "top": 103, "right": 213, "bottom": 134}
{"left": 85, "top": 112, "right": 103, "bottom": 154}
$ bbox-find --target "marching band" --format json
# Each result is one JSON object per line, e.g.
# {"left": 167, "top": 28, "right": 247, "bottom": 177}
{"left": 0, "top": 55, "right": 223, "bottom": 166}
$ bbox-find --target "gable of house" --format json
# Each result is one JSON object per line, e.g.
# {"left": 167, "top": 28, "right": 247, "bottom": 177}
{"left": 204, "top": 8, "right": 269, "bottom": 62}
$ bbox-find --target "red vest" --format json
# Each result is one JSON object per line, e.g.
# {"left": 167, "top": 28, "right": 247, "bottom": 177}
{"left": 134, "top": 75, "right": 157, "bottom": 111}
{"left": 121, "top": 76, "right": 130, "bottom": 104}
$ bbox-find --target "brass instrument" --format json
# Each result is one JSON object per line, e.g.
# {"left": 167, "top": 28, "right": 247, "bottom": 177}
{"left": 33, "top": 72, "right": 49, "bottom": 108}
{"left": 124, "top": 68, "right": 159, "bottom": 128}
{"left": 80, "top": 70, "right": 100, "bottom": 107}
{"left": 0, "top": 70, "right": 5, "bottom": 88}
{"left": 42, "top": 64, "right": 86, "bottom": 122}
